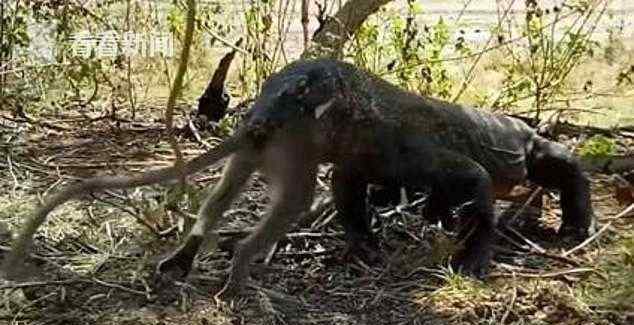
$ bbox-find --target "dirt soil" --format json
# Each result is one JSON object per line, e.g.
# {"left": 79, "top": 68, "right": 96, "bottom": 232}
{"left": 0, "top": 110, "right": 632, "bottom": 325}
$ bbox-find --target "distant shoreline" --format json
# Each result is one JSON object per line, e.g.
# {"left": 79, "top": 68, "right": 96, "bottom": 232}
{"left": 406, "top": 8, "right": 634, "bottom": 15}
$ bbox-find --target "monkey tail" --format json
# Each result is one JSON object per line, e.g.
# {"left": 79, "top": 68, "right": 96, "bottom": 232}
{"left": 2, "top": 132, "right": 247, "bottom": 278}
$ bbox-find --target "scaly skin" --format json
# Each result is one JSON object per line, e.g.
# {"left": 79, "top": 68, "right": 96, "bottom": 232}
{"left": 168, "top": 58, "right": 596, "bottom": 294}
{"left": 274, "top": 59, "right": 595, "bottom": 271}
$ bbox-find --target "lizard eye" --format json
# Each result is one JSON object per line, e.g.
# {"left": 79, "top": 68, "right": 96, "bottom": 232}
{"left": 296, "top": 78, "right": 308, "bottom": 95}
{"left": 284, "top": 76, "right": 309, "bottom": 97}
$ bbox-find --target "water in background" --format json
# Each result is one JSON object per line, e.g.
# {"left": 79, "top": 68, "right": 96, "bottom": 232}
{"left": 20, "top": 0, "right": 634, "bottom": 63}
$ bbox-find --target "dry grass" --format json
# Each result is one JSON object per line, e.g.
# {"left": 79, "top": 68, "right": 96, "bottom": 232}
{"left": 459, "top": 37, "right": 634, "bottom": 128}
{"left": 2, "top": 1, "right": 632, "bottom": 323}
{"left": 1, "top": 108, "right": 632, "bottom": 324}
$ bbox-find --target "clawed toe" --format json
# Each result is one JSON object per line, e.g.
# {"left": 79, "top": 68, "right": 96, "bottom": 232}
{"left": 452, "top": 253, "right": 490, "bottom": 279}
{"left": 342, "top": 239, "right": 382, "bottom": 265}
{"left": 156, "top": 253, "right": 194, "bottom": 279}
{"left": 558, "top": 224, "right": 594, "bottom": 241}
{"left": 215, "top": 281, "right": 242, "bottom": 300}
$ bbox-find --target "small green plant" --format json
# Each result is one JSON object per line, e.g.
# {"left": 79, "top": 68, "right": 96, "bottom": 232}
{"left": 621, "top": 237, "right": 634, "bottom": 268}
{"left": 580, "top": 237, "right": 634, "bottom": 313}
{"left": 491, "top": 0, "right": 607, "bottom": 121}
{"left": 238, "top": 0, "right": 295, "bottom": 96}
{"left": 0, "top": 4, "right": 30, "bottom": 58}
{"left": 345, "top": 1, "right": 459, "bottom": 99}
{"left": 578, "top": 135, "right": 616, "bottom": 160}
{"left": 616, "top": 65, "right": 634, "bottom": 86}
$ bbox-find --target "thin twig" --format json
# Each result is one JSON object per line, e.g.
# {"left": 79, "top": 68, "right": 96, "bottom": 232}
{"left": 94, "top": 192, "right": 162, "bottom": 238}
{"left": 91, "top": 277, "right": 147, "bottom": 296}
{"left": 602, "top": 202, "right": 634, "bottom": 221}
{"left": 0, "top": 276, "right": 146, "bottom": 297}
{"left": 199, "top": 22, "right": 248, "bottom": 55}
{"left": 382, "top": 8, "right": 579, "bottom": 77}
{"left": 451, "top": 0, "right": 518, "bottom": 103}
{"left": 186, "top": 117, "right": 215, "bottom": 150}
{"left": 12, "top": 109, "right": 71, "bottom": 131}
{"left": 0, "top": 244, "right": 66, "bottom": 270}
{"left": 493, "top": 243, "right": 580, "bottom": 267}
{"left": 13, "top": 292, "right": 57, "bottom": 324}
{"left": 298, "top": 196, "right": 334, "bottom": 227}
{"left": 488, "top": 267, "right": 595, "bottom": 279}
{"left": 71, "top": 0, "right": 115, "bottom": 30}
{"left": 215, "top": 228, "right": 344, "bottom": 239}
{"left": 38, "top": 160, "right": 173, "bottom": 169}
{"left": 311, "top": 210, "right": 337, "bottom": 230}
{"left": 501, "top": 225, "right": 546, "bottom": 254}
{"left": 6, "top": 154, "right": 19, "bottom": 198}
{"left": 505, "top": 187, "right": 543, "bottom": 226}
{"left": 0, "top": 279, "right": 81, "bottom": 290}
{"left": 301, "top": 0, "right": 310, "bottom": 51}
{"left": 562, "top": 203, "right": 634, "bottom": 257}
{"left": 379, "top": 196, "right": 427, "bottom": 218}
{"left": 500, "top": 286, "right": 517, "bottom": 324}
{"left": 264, "top": 242, "right": 279, "bottom": 265}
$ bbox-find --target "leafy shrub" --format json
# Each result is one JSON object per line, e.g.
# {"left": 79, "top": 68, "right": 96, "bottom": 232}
{"left": 578, "top": 135, "right": 617, "bottom": 160}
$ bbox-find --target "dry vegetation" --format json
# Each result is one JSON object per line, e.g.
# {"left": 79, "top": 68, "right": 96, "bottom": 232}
{"left": 1, "top": 0, "right": 633, "bottom": 324}
{"left": 0, "top": 108, "right": 632, "bottom": 324}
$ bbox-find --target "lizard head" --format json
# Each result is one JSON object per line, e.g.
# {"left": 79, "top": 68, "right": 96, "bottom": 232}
{"left": 246, "top": 61, "right": 339, "bottom": 138}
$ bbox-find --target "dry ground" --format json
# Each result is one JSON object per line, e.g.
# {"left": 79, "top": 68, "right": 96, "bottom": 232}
{"left": 0, "top": 107, "right": 633, "bottom": 325}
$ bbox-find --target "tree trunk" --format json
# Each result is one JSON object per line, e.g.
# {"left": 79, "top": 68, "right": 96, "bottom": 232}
{"left": 302, "top": 0, "right": 394, "bottom": 59}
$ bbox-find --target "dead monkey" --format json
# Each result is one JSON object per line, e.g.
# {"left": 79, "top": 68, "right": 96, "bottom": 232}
{"left": 3, "top": 59, "right": 596, "bottom": 298}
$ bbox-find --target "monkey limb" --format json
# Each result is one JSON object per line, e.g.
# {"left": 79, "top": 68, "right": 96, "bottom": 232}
{"left": 156, "top": 150, "right": 258, "bottom": 280}
{"left": 2, "top": 131, "right": 247, "bottom": 278}
{"left": 157, "top": 126, "right": 319, "bottom": 297}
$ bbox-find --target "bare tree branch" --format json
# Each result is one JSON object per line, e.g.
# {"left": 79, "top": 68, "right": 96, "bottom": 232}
{"left": 301, "top": 0, "right": 310, "bottom": 51}
{"left": 302, "top": 0, "right": 394, "bottom": 59}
